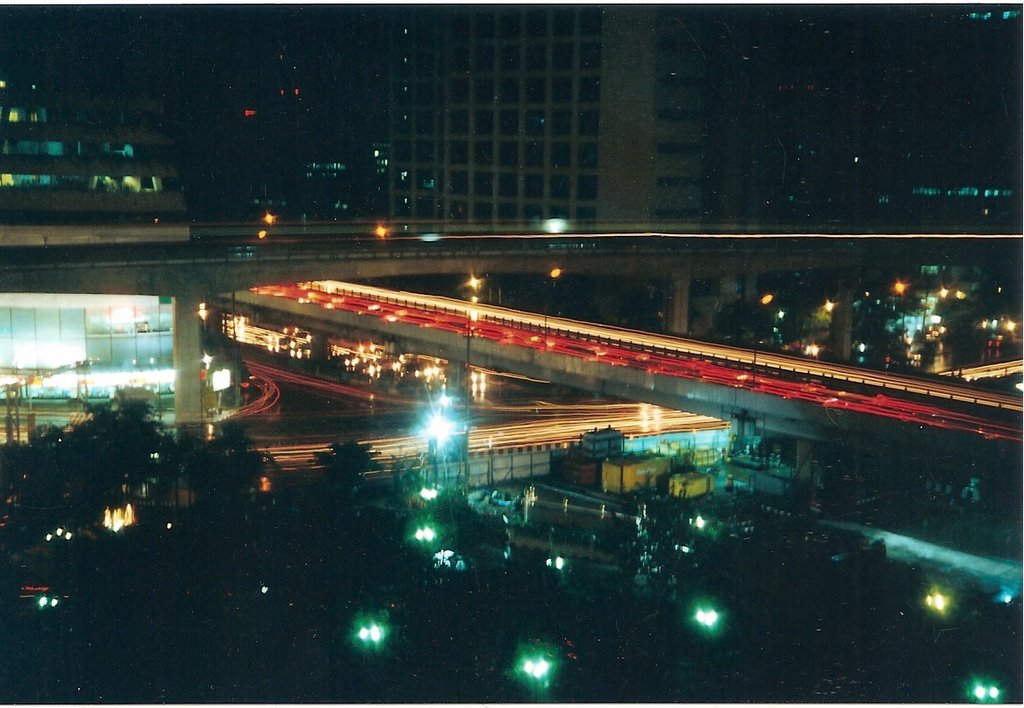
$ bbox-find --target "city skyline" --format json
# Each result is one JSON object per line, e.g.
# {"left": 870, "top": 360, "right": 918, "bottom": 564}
{"left": 2, "top": 4, "right": 1019, "bottom": 228}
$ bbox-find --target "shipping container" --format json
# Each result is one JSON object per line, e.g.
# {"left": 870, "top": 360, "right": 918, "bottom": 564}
{"left": 562, "top": 460, "right": 598, "bottom": 487}
{"left": 669, "top": 472, "right": 715, "bottom": 499}
{"left": 601, "top": 455, "right": 671, "bottom": 494}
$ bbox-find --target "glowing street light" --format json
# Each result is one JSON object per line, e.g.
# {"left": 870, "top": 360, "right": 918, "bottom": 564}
{"left": 549, "top": 267, "right": 562, "bottom": 280}
{"left": 968, "top": 680, "right": 1001, "bottom": 703}
{"left": 759, "top": 293, "right": 775, "bottom": 306}
{"left": 426, "top": 413, "right": 453, "bottom": 446}
{"left": 516, "top": 648, "right": 556, "bottom": 699}
{"left": 824, "top": 299, "right": 835, "bottom": 313}
{"left": 925, "top": 590, "right": 950, "bottom": 614}
{"left": 893, "top": 280, "right": 908, "bottom": 296}
{"left": 419, "top": 487, "right": 438, "bottom": 501}
{"left": 374, "top": 223, "right": 389, "bottom": 239}
{"left": 695, "top": 608, "right": 719, "bottom": 628}
{"left": 523, "top": 657, "right": 550, "bottom": 680}
{"left": 414, "top": 525, "right": 437, "bottom": 543}
{"left": 263, "top": 212, "right": 276, "bottom": 226}
{"left": 355, "top": 619, "right": 387, "bottom": 648}
{"left": 545, "top": 556, "right": 566, "bottom": 570}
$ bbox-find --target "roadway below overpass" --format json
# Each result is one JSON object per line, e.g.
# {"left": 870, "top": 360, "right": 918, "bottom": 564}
{"left": 214, "top": 282, "right": 1021, "bottom": 465}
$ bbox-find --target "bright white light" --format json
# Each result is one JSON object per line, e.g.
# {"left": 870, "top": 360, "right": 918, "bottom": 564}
{"left": 419, "top": 487, "right": 438, "bottom": 500}
{"left": 415, "top": 527, "right": 436, "bottom": 542}
{"left": 989, "top": 687, "right": 999, "bottom": 699}
{"left": 369, "top": 625, "right": 382, "bottom": 642}
{"left": 525, "top": 658, "right": 550, "bottom": 678}
{"left": 926, "top": 592, "right": 948, "bottom": 612}
{"left": 974, "top": 686, "right": 987, "bottom": 700}
{"left": 45, "top": 534, "right": 52, "bottom": 541}
{"left": 543, "top": 218, "right": 568, "bottom": 234}
{"left": 694, "top": 515, "right": 706, "bottom": 529}
{"left": 696, "top": 609, "right": 719, "bottom": 627}
{"left": 359, "top": 627, "right": 369, "bottom": 640}
{"left": 38, "top": 596, "right": 48, "bottom": 608}
{"left": 426, "top": 413, "right": 453, "bottom": 445}
{"left": 64, "top": 532, "right": 72, "bottom": 541}
{"left": 439, "top": 394, "right": 450, "bottom": 407}
{"left": 261, "top": 585, "right": 269, "bottom": 594}
{"left": 50, "top": 598, "right": 59, "bottom": 607}
{"left": 555, "top": 557, "right": 565, "bottom": 570}
{"left": 211, "top": 368, "right": 232, "bottom": 392}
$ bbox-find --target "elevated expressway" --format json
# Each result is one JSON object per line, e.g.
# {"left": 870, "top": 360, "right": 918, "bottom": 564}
{"left": 0, "top": 227, "right": 1018, "bottom": 431}
{"left": 220, "top": 281, "right": 1021, "bottom": 464}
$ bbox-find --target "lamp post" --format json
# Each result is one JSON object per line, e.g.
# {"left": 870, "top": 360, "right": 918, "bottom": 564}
{"left": 517, "top": 651, "right": 555, "bottom": 702}
{"left": 543, "top": 268, "right": 562, "bottom": 334}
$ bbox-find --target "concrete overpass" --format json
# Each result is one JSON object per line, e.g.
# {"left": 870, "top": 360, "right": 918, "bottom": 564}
{"left": 0, "top": 228, "right": 1018, "bottom": 428}
{"left": 218, "top": 287, "right": 1020, "bottom": 475}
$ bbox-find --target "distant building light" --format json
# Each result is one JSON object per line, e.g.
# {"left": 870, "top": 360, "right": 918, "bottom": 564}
{"left": 544, "top": 218, "right": 568, "bottom": 234}
{"left": 243, "top": 108, "right": 256, "bottom": 118}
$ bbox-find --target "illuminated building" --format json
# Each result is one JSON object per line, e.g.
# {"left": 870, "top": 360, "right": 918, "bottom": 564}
{"left": 0, "top": 77, "right": 186, "bottom": 224}
{"left": 387, "top": 7, "right": 1020, "bottom": 233}
{"left": 0, "top": 293, "right": 175, "bottom": 400}
{"left": 0, "top": 76, "right": 184, "bottom": 408}
{"left": 386, "top": 7, "right": 708, "bottom": 230}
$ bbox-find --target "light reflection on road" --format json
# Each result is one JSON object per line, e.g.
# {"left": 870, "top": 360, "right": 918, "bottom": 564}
{"left": 236, "top": 360, "right": 727, "bottom": 473}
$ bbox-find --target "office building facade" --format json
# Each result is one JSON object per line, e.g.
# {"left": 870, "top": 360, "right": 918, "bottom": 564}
{"left": 386, "top": 7, "right": 709, "bottom": 231}
{"left": 0, "top": 77, "right": 186, "bottom": 224}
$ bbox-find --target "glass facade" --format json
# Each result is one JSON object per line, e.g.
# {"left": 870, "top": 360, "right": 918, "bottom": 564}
{"left": 0, "top": 293, "right": 173, "bottom": 372}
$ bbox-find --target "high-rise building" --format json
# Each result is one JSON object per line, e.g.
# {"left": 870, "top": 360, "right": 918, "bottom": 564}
{"left": 387, "top": 7, "right": 1020, "bottom": 234}
{"left": 0, "top": 77, "right": 186, "bottom": 224}
{"left": 386, "top": 7, "right": 709, "bottom": 231}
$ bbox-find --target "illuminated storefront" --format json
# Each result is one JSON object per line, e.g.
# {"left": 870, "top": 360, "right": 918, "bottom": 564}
{"left": 0, "top": 293, "right": 175, "bottom": 399}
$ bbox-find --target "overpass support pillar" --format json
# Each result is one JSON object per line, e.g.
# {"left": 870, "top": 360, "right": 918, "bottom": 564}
{"left": 828, "top": 288, "right": 854, "bottom": 362}
{"left": 718, "top": 273, "right": 756, "bottom": 305}
{"left": 446, "top": 357, "right": 465, "bottom": 392}
{"left": 310, "top": 330, "right": 330, "bottom": 362}
{"left": 667, "top": 265, "right": 692, "bottom": 335}
{"left": 173, "top": 290, "right": 204, "bottom": 426}
{"left": 795, "top": 439, "right": 817, "bottom": 479}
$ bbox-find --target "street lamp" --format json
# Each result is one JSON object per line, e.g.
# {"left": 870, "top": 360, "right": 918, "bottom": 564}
{"left": 695, "top": 608, "right": 719, "bottom": 628}
{"left": 354, "top": 617, "right": 388, "bottom": 650}
{"left": 516, "top": 648, "right": 556, "bottom": 700}
{"left": 925, "top": 590, "right": 951, "bottom": 614}
{"left": 967, "top": 679, "right": 1002, "bottom": 703}
{"left": 543, "top": 268, "right": 562, "bottom": 334}
{"left": 425, "top": 409, "right": 454, "bottom": 484}
{"left": 414, "top": 524, "right": 437, "bottom": 543}
{"left": 691, "top": 599, "right": 723, "bottom": 635}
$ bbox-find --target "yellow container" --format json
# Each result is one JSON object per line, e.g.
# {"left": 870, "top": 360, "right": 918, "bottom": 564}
{"left": 668, "top": 472, "right": 715, "bottom": 499}
{"left": 601, "top": 455, "right": 671, "bottom": 494}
